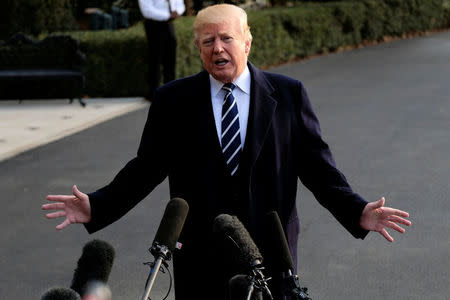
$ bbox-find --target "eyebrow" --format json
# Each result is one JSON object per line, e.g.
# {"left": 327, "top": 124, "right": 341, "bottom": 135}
{"left": 218, "top": 31, "right": 234, "bottom": 37}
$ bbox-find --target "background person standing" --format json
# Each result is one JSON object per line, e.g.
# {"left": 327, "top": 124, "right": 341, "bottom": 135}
{"left": 138, "top": 0, "right": 185, "bottom": 100}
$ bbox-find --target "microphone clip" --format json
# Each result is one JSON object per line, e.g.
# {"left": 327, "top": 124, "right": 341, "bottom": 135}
{"left": 247, "top": 260, "right": 273, "bottom": 300}
{"left": 149, "top": 242, "right": 172, "bottom": 261}
{"left": 282, "top": 270, "right": 312, "bottom": 300}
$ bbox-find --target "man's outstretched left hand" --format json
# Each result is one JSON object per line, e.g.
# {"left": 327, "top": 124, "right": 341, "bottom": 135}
{"left": 360, "top": 197, "right": 411, "bottom": 242}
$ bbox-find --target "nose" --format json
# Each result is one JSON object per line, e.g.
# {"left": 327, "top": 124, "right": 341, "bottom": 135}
{"left": 213, "top": 40, "right": 224, "bottom": 54}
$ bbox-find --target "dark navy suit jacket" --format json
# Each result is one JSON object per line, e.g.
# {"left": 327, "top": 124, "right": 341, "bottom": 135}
{"left": 85, "top": 62, "right": 369, "bottom": 299}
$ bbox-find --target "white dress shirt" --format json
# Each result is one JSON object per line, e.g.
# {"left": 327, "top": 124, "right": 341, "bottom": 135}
{"left": 138, "top": 0, "right": 185, "bottom": 21}
{"left": 210, "top": 66, "right": 251, "bottom": 149}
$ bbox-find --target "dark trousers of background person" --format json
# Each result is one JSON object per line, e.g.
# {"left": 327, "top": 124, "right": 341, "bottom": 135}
{"left": 144, "top": 19, "right": 177, "bottom": 100}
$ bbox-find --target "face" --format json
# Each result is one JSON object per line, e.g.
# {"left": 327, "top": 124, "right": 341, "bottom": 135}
{"left": 196, "top": 20, "right": 251, "bottom": 83}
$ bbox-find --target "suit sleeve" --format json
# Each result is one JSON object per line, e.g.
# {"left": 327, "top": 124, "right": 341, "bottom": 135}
{"left": 294, "top": 81, "right": 369, "bottom": 239}
{"left": 85, "top": 95, "right": 171, "bottom": 233}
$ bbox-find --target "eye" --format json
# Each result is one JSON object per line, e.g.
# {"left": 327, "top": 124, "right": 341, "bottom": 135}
{"left": 223, "top": 36, "right": 233, "bottom": 42}
{"left": 202, "top": 38, "right": 214, "bottom": 46}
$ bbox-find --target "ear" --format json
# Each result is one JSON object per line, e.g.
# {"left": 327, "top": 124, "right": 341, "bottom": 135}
{"left": 244, "top": 39, "right": 251, "bottom": 55}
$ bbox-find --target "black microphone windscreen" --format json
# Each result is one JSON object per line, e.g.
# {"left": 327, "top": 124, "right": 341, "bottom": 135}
{"left": 70, "top": 239, "right": 115, "bottom": 296}
{"left": 41, "top": 287, "right": 81, "bottom": 300}
{"left": 228, "top": 275, "right": 263, "bottom": 300}
{"left": 213, "top": 214, "right": 262, "bottom": 267}
{"left": 263, "top": 211, "right": 294, "bottom": 272}
{"left": 153, "top": 197, "right": 189, "bottom": 252}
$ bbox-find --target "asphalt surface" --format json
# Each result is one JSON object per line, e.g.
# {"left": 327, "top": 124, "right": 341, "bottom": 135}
{"left": 1, "top": 31, "right": 450, "bottom": 299}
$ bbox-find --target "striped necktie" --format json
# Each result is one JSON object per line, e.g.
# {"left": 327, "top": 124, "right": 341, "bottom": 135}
{"left": 221, "top": 83, "right": 241, "bottom": 176}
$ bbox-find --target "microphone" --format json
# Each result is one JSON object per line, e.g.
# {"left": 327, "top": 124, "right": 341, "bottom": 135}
{"left": 213, "top": 214, "right": 262, "bottom": 267}
{"left": 152, "top": 197, "right": 189, "bottom": 255}
{"left": 228, "top": 274, "right": 263, "bottom": 300}
{"left": 141, "top": 197, "right": 189, "bottom": 300}
{"left": 213, "top": 214, "right": 272, "bottom": 300}
{"left": 41, "top": 287, "right": 81, "bottom": 300}
{"left": 70, "top": 239, "right": 115, "bottom": 297}
{"left": 264, "top": 211, "right": 311, "bottom": 300}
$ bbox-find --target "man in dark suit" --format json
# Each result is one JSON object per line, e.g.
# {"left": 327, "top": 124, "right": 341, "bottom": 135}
{"left": 43, "top": 4, "right": 411, "bottom": 300}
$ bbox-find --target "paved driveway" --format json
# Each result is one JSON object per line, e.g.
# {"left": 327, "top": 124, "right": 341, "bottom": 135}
{"left": 1, "top": 31, "right": 449, "bottom": 299}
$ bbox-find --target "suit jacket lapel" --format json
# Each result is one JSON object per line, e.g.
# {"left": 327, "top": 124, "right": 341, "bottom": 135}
{"left": 247, "top": 63, "right": 277, "bottom": 170}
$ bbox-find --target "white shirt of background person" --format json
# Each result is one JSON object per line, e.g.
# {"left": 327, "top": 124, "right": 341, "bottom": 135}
{"left": 138, "top": 0, "right": 186, "bottom": 21}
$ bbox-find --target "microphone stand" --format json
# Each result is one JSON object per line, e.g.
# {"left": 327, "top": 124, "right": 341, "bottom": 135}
{"left": 141, "top": 243, "right": 171, "bottom": 300}
{"left": 282, "top": 270, "right": 312, "bottom": 300}
{"left": 245, "top": 260, "right": 273, "bottom": 300}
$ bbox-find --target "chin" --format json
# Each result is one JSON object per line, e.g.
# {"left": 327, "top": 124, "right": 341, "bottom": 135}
{"left": 208, "top": 65, "right": 234, "bottom": 81}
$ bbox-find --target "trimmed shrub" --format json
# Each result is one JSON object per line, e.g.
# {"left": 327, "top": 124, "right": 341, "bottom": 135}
{"left": 444, "top": 2, "right": 450, "bottom": 28}
{"left": 67, "top": 25, "right": 147, "bottom": 97}
{"left": 34, "top": 0, "right": 448, "bottom": 97}
{"left": 175, "top": 17, "right": 203, "bottom": 79}
{"left": 0, "top": 0, "right": 78, "bottom": 40}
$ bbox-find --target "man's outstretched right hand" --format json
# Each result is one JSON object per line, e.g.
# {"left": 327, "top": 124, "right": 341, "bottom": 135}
{"left": 42, "top": 185, "right": 92, "bottom": 230}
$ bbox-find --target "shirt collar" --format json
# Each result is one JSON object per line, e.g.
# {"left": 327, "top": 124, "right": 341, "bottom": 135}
{"left": 210, "top": 65, "right": 251, "bottom": 97}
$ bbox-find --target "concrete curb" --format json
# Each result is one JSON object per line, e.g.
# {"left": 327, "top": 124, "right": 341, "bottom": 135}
{"left": 0, "top": 98, "right": 150, "bottom": 162}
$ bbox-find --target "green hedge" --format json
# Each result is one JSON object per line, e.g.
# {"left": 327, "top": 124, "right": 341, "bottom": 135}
{"left": 443, "top": 0, "right": 450, "bottom": 27}
{"left": 39, "top": 0, "right": 448, "bottom": 97}
{"left": 0, "top": 0, "right": 78, "bottom": 40}
{"left": 67, "top": 27, "right": 148, "bottom": 98}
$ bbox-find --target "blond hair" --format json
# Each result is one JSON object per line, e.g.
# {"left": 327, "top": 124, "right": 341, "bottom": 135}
{"left": 193, "top": 4, "right": 252, "bottom": 45}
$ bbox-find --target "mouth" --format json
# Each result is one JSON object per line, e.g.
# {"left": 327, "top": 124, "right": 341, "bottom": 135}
{"left": 214, "top": 58, "right": 229, "bottom": 66}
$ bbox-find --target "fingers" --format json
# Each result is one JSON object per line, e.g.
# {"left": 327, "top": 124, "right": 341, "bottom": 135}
{"left": 373, "top": 197, "right": 385, "bottom": 209}
{"left": 46, "top": 185, "right": 85, "bottom": 203}
{"left": 42, "top": 202, "right": 65, "bottom": 211}
{"left": 388, "top": 215, "right": 412, "bottom": 226}
{"left": 56, "top": 219, "right": 71, "bottom": 230}
{"left": 384, "top": 220, "right": 406, "bottom": 233}
{"left": 45, "top": 211, "right": 66, "bottom": 219}
{"left": 72, "top": 185, "right": 85, "bottom": 200}
{"left": 44, "top": 186, "right": 85, "bottom": 231}
{"left": 380, "top": 228, "right": 394, "bottom": 242}
{"left": 383, "top": 207, "right": 409, "bottom": 218}
{"left": 374, "top": 197, "right": 411, "bottom": 224}
{"left": 46, "top": 195, "right": 75, "bottom": 202}
{"left": 366, "top": 197, "right": 384, "bottom": 209}
{"left": 394, "top": 209, "right": 409, "bottom": 218}
{"left": 366, "top": 196, "right": 412, "bottom": 242}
